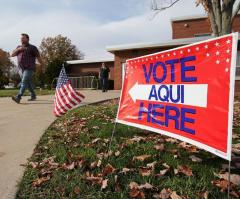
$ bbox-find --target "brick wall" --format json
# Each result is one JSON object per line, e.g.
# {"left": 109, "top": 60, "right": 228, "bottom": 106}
{"left": 172, "top": 15, "right": 240, "bottom": 39}
{"left": 68, "top": 61, "right": 114, "bottom": 80}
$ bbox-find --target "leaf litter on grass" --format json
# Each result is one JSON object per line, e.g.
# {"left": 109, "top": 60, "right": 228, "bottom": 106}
{"left": 17, "top": 99, "right": 240, "bottom": 198}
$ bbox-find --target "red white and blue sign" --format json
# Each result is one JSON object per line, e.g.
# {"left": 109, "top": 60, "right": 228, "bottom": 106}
{"left": 116, "top": 33, "right": 238, "bottom": 160}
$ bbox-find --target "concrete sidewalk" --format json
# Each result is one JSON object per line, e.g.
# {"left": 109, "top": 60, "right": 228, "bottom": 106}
{"left": 0, "top": 90, "right": 120, "bottom": 199}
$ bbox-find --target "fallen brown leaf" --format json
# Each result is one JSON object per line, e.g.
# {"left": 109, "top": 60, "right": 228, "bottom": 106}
{"left": 129, "top": 182, "right": 139, "bottom": 189}
{"left": 32, "top": 175, "right": 51, "bottom": 187}
{"left": 101, "top": 179, "right": 108, "bottom": 190}
{"left": 85, "top": 176, "right": 103, "bottom": 186}
{"left": 121, "top": 167, "right": 131, "bottom": 174}
{"left": 115, "top": 151, "right": 121, "bottom": 156}
{"left": 129, "top": 188, "right": 145, "bottom": 199}
{"left": 156, "top": 169, "right": 169, "bottom": 177}
{"left": 139, "top": 167, "right": 152, "bottom": 177}
{"left": 214, "top": 172, "right": 240, "bottom": 185}
{"left": 147, "top": 161, "right": 157, "bottom": 169}
{"left": 73, "top": 186, "right": 81, "bottom": 195}
{"left": 177, "top": 165, "right": 193, "bottom": 176}
{"left": 133, "top": 155, "right": 151, "bottom": 162}
{"left": 189, "top": 155, "right": 202, "bottom": 163}
{"left": 153, "top": 188, "right": 172, "bottom": 199}
{"left": 62, "top": 162, "right": 75, "bottom": 170}
{"left": 92, "top": 138, "right": 101, "bottom": 144}
{"left": 211, "top": 179, "right": 229, "bottom": 192}
{"left": 154, "top": 144, "right": 165, "bottom": 151}
{"left": 170, "top": 191, "right": 182, "bottom": 199}
{"left": 138, "top": 183, "right": 154, "bottom": 190}
{"left": 197, "top": 191, "right": 209, "bottom": 199}
{"left": 102, "top": 163, "right": 115, "bottom": 176}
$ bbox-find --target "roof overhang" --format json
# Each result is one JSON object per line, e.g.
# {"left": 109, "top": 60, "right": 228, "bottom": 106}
{"left": 171, "top": 12, "right": 240, "bottom": 22}
{"left": 171, "top": 14, "right": 207, "bottom": 22}
{"left": 67, "top": 58, "right": 114, "bottom": 65}
{"left": 106, "top": 36, "right": 213, "bottom": 53}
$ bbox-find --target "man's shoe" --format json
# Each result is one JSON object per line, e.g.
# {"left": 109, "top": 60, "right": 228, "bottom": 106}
{"left": 12, "top": 96, "right": 20, "bottom": 104}
{"left": 28, "top": 97, "right": 37, "bottom": 101}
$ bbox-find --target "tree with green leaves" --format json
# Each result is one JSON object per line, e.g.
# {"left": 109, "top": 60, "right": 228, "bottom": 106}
{"left": 151, "top": 0, "right": 240, "bottom": 36}
{"left": 39, "top": 34, "right": 84, "bottom": 86}
{"left": 0, "top": 49, "right": 14, "bottom": 88}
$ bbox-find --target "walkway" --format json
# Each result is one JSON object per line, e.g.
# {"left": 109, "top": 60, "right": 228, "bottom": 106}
{"left": 0, "top": 90, "right": 120, "bottom": 199}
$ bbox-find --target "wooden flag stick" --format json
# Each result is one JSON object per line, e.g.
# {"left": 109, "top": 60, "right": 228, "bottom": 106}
{"left": 107, "top": 121, "right": 118, "bottom": 159}
{"left": 227, "top": 160, "right": 231, "bottom": 199}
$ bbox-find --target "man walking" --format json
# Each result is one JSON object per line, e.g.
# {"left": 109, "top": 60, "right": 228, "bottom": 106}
{"left": 11, "top": 33, "right": 44, "bottom": 103}
{"left": 99, "top": 63, "right": 110, "bottom": 92}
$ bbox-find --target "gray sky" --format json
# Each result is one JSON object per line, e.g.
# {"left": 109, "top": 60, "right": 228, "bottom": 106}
{"left": 0, "top": 0, "right": 205, "bottom": 59}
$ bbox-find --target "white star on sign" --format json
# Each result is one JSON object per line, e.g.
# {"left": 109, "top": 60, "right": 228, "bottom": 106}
{"left": 204, "top": 45, "right": 208, "bottom": 49}
{"left": 161, "top": 55, "right": 164, "bottom": 58}
{"left": 187, "top": 49, "right": 191, "bottom": 52}
{"left": 167, "top": 54, "right": 170, "bottom": 57}
{"left": 173, "top": 52, "right": 176, "bottom": 56}
{"left": 206, "top": 53, "right": 210, "bottom": 57}
{"left": 226, "top": 58, "right": 230, "bottom": 63}
{"left": 180, "top": 50, "right": 183, "bottom": 54}
{"left": 226, "top": 39, "right": 231, "bottom": 44}
{"left": 216, "top": 51, "right": 220, "bottom": 55}
{"left": 226, "top": 49, "right": 230, "bottom": 53}
{"left": 196, "top": 47, "right": 199, "bottom": 51}
{"left": 216, "top": 60, "right": 220, "bottom": 64}
{"left": 215, "top": 42, "right": 220, "bottom": 47}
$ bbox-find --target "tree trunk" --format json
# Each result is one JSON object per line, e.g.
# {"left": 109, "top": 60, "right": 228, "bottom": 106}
{"left": 204, "top": 0, "right": 235, "bottom": 36}
{"left": 221, "top": 0, "right": 234, "bottom": 35}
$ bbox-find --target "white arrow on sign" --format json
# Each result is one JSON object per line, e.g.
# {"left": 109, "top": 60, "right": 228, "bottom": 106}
{"left": 128, "top": 82, "right": 208, "bottom": 108}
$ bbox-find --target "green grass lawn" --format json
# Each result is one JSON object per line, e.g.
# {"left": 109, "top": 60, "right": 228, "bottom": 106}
{"left": 16, "top": 100, "right": 240, "bottom": 199}
{"left": 0, "top": 89, "right": 54, "bottom": 97}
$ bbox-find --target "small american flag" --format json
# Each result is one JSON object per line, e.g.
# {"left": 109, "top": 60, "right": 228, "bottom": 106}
{"left": 54, "top": 67, "right": 85, "bottom": 117}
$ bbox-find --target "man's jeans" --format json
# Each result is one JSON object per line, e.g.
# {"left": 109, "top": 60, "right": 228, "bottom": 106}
{"left": 101, "top": 78, "right": 108, "bottom": 91}
{"left": 17, "top": 69, "right": 36, "bottom": 99}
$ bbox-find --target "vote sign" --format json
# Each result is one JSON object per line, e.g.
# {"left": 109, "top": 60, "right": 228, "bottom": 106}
{"left": 116, "top": 33, "right": 238, "bottom": 160}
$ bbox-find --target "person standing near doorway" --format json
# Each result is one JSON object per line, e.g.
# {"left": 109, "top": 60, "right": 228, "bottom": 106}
{"left": 11, "top": 33, "right": 44, "bottom": 103}
{"left": 99, "top": 63, "right": 110, "bottom": 92}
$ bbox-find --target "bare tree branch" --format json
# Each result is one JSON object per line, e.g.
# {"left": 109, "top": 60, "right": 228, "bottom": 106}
{"left": 152, "top": 0, "right": 181, "bottom": 11}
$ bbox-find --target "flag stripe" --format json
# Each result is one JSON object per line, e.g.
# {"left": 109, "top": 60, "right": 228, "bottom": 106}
{"left": 67, "top": 83, "right": 84, "bottom": 102}
{"left": 55, "top": 93, "right": 68, "bottom": 114}
{"left": 61, "top": 85, "right": 78, "bottom": 107}
{"left": 56, "top": 90, "right": 72, "bottom": 111}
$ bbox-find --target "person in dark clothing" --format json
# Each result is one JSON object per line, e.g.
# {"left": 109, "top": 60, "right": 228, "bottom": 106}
{"left": 99, "top": 63, "right": 110, "bottom": 92}
{"left": 11, "top": 33, "right": 44, "bottom": 103}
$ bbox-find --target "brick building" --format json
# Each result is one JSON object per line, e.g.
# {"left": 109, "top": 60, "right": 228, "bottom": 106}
{"left": 107, "top": 14, "right": 240, "bottom": 92}
{"left": 66, "top": 58, "right": 114, "bottom": 78}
